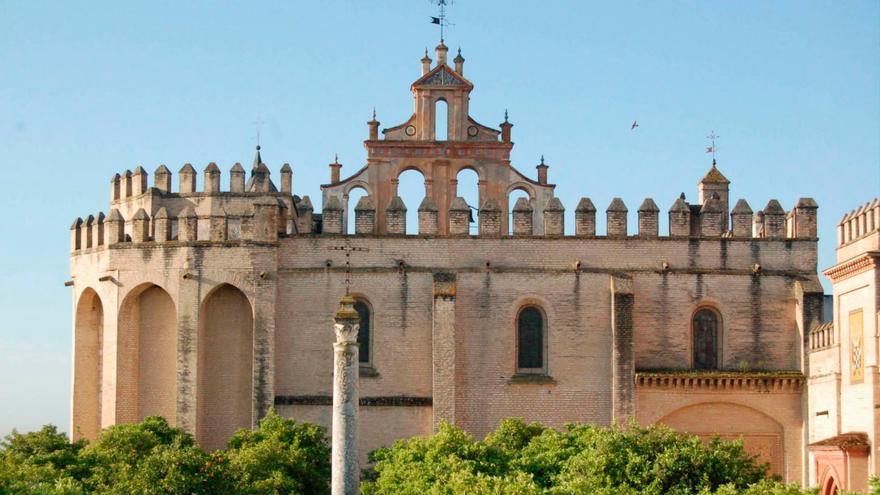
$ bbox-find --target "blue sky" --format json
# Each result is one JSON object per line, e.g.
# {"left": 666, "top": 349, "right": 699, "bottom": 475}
{"left": 0, "top": 1, "right": 877, "bottom": 436}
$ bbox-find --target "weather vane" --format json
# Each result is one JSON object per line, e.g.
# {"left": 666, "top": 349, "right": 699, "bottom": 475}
{"left": 429, "top": 0, "right": 454, "bottom": 42}
{"left": 252, "top": 115, "right": 266, "bottom": 148}
{"left": 706, "top": 130, "right": 719, "bottom": 162}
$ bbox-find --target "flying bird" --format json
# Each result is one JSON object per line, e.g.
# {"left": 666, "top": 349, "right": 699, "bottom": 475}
{"left": 631, "top": 120, "right": 639, "bottom": 130}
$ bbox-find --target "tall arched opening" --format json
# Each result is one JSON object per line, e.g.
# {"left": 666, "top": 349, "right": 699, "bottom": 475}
{"left": 456, "top": 168, "right": 480, "bottom": 234}
{"left": 397, "top": 169, "right": 426, "bottom": 234}
{"left": 508, "top": 188, "right": 531, "bottom": 235}
{"left": 346, "top": 186, "right": 370, "bottom": 235}
{"left": 117, "top": 284, "right": 177, "bottom": 425}
{"left": 197, "top": 284, "right": 254, "bottom": 450}
{"left": 72, "top": 288, "right": 103, "bottom": 441}
{"left": 435, "top": 99, "right": 448, "bottom": 141}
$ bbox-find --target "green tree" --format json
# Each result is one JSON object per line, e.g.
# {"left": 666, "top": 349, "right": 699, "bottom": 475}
{"left": 362, "top": 419, "right": 819, "bottom": 495}
{"left": 224, "top": 409, "right": 331, "bottom": 495}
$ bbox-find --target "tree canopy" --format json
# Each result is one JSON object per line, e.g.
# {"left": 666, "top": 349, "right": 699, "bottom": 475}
{"left": 3, "top": 414, "right": 875, "bottom": 494}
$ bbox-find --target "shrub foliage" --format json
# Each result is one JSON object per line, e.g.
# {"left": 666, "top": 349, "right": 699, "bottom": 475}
{"left": 4, "top": 415, "right": 875, "bottom": 494}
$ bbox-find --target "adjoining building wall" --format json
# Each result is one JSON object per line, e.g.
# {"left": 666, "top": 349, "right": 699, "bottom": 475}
{"left": 809, "top": 204, "right": 879, "bottom": 492}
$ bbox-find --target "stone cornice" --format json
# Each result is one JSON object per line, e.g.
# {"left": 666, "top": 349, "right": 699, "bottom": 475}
{"left": 635, "top": 371, "right": 804, "bottom": 393}
{"left": 823, "top": 251, "right": 880, "bottom": 283}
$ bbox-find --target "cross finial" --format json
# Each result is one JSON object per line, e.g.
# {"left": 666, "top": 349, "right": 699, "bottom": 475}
{"left": 706, "top": 130, "right": 719, "bottom": 162}
{"left": 252, "top": 115, "right": 266, "bottom": 148}
{"left": 329, "top": 244, "right": 370, "bottom": 296}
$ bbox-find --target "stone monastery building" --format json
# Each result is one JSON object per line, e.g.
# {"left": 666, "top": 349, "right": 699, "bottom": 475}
{"left": 68, "top": 41, "right": 879, "bottom": 491}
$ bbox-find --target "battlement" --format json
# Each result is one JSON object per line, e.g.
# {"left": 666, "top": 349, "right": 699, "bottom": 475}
{"left": 70, "top": 189, "right": 817, "bottom": 253}
{"left": 837, "top": 198, "right": 879, "bottom": 247}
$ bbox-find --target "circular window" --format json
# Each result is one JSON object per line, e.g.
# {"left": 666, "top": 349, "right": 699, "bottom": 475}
{"left": 405, "top": 125, "right": 416, "bottom": 136}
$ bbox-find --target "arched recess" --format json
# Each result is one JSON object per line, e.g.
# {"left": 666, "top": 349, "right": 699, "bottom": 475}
{"left": 820, "top": 467, "right": 840, "bottom": 495}
{"left": 507, "top": 188, "right": 531, "bottom": 235}
{"left": 692, "top": 306, "right": 723, "bottom": 370}
{"left": 117, "top": 284, "right": 177, "bottom": 425}
{"left": 658, "top": 402, "right": 785, "bottom": 477}
{"left": 435, "top": 99, "right": 448, "bottom": 141}
{"left": 72, "top": 288, "right": 103, "bottom": 441}
{"left": 346, "top": 186, "right": 369, "bottom": 235}
{"left": 397, "top": 168, "right": 426, "bottom": 234}
{"left": 455, "top": 167, "right": 480, "bottom": 233}
{"left": 197, "top": 284, "right": 254, "bottom": 450}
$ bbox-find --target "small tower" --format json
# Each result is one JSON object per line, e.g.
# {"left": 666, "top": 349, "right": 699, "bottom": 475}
{"left": 512, "top": 197, "right": 533, "bottom": 236}
{"left": 607, "top": 198, "right": 628, "bottom": 238}
{"left": 453, "top": 48, "right": 465, "bottom": 75}
{"left": 536, "top": 156, "right": 549, "bottom": 185}
{"left": 500, "top": 110, "right": 513, "bottom": 143}
{"left": 330, "top": 155, "right": 342, "bottom": 184}
{"left": 420, "top": 49, "right": 432, "bottom": 75}
{"left": 638, "top": 198, "right": 660, "bottom": 238}
{"left": 698, "top": 160, "right": 730, "bottom": 231}
{"left": 435, "top": 40, "right": 448, "bottom": 66}
{"left": 367, "top": 109, "right": 380, "bottom": 141}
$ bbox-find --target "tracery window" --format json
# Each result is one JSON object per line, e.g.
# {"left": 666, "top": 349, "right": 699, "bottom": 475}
{"left": 693, "top": 308, "right": 720, "bottom": 369}
{"left": 517, "top": 306, "right": 545, "bottom": 371}
{"left": 354, "top": 299, "right": 372, "bottom": 364}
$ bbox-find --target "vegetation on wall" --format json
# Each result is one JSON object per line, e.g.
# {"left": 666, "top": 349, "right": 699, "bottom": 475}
{"left": 1, "top": 414, "right": 875, "bottom": 494}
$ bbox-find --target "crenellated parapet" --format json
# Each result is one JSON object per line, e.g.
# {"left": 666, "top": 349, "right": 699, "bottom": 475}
{"left": 71, "top": 147, "right": 301, "bottom": 253}
{"left": 836, "top": 198, "right": 878, "bottom": 247}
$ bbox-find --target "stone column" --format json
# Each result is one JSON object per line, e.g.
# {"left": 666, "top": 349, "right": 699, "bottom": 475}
{"left": 332, "top": 295, "right": 360, "bottom": 495}
{"left": 432, "top": 273, "right": 457, "bottom": 429}
{"left": 611, "top": 275, "right": 635, "bottom": 423}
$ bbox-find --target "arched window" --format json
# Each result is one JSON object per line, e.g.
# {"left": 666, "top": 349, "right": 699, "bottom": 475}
{"left": 693, "top": 308, "right": 720, "bottom": 369}
{"left": 354, "top": 299, "right": 372, "bottom": 364}
{"left": 435, "top": 99, "right": 448, "bottom": 141}
{"left": 517, "top": 306, "right": 545, "bottom": 371}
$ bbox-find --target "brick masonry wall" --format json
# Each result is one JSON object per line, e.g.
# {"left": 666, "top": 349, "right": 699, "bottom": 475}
{"left": 70, "top": 234, "right": 817, "bottom": 480}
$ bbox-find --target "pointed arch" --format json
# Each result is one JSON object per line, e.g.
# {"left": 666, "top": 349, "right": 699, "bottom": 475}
{"left": 197, "top": 283, "right": 254, "bottom": 450}
{"left": 72, "top": 288, "right": 103, "bottom": 441}
{"left": 117, "top": 283, "right": 177, "bottom": 425}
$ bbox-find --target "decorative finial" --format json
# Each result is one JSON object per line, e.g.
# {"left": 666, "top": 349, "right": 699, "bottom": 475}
{"left": 256, "top": 145, "right": 261, "bottom": 151}
{"left": 372, "top": 107, "right": 376, "bottom": 120}
{"left": 504, "top": 109, "right": 509, "bottom": 123}
{"left": 680, "top": 192, "right": 686, "bottom": 200}
{"left": 540, "top": 155, "right": 545, "bottom": 165}
{"left": 335, "top": 153, "right": 338, "bottom": 163}
{"left": 457, "top": 47, "right": 461, "bottom": 56}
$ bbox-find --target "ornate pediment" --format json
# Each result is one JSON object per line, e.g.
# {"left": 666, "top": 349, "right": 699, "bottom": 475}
{"left": 413, "top": 65, "right": 471, "bottom": 88}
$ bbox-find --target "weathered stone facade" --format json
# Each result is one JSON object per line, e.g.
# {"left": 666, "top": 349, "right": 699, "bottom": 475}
{"left": 70, "top": 42, "right": 832, "bottom": 486}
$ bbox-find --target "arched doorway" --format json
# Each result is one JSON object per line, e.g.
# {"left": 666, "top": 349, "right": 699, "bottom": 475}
{"left": 117, "top": 284, "right": 177, "bottom": 425}
{"left": 821, "top": 475, "right": 839, "bottom": 495}
{"left": 72, "top": 288, "right": 103, "bottom": 440}
{"left": 197, "top": 284, "right": 254, "bottom": 450}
